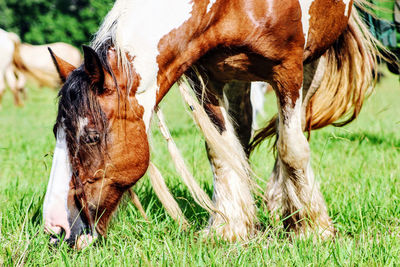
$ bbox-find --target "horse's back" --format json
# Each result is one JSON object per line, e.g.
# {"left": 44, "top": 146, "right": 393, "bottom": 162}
{"left": 20, "top": 42, "right": 81, "bottom": 72}
{"left": 244, "top": 0, "right": 352, "bottom": 61}
{"left": 194, "top": 0, "right": 353, "bottom": 83}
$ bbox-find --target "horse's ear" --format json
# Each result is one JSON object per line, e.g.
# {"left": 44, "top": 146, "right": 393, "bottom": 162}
{"left": 82, "top": 45, "right": 104, "bottom": 87}
{"left": 48, "top": 47, "right": 76, "bottom": 83}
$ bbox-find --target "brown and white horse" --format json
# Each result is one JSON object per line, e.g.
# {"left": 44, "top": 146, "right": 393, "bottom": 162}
{"left": 43, "top": 0, "right": 377, "bottom": 248}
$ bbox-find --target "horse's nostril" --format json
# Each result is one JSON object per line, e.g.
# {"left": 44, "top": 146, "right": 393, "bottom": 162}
{"left": 93, "top": 133, "right": 100, "bottom": 142}
{"left": 84, "top": 130, "right": 100, "bottom": 144}
{"left": 48, "top": 227, "right": 66, "bottom": 246}
{"left": 49, "top": 236, "right": 59, "bottom": 246}
{"left": 45, "top": 224, "right": 62, "bottom": 235}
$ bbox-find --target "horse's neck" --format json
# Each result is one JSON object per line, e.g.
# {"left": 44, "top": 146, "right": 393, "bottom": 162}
{"left": 116, "top": 0, "right": 194, "bottom": 90}
{"left": 115, "top": 0, "right": 209, "bottom": 130}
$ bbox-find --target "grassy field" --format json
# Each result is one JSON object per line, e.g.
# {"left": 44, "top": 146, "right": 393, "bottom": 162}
{"left": 0, "top": 70, "right": 399, "bottom": 266}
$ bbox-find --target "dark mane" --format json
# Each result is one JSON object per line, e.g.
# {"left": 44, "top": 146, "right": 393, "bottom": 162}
{"left": 94, "top": 38, "right": 113, "bottom": 75}
{"left": 54, "top": 68, "right": 89, "bottom": 138}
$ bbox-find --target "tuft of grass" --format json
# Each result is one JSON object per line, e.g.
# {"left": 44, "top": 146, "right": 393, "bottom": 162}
{"left": 0, "top": 69, "right": 399, "bottom": 265}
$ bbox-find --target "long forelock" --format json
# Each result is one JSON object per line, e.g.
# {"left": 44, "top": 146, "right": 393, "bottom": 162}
{"left": 55, "top": 69, "right": 108, "bottom": 161}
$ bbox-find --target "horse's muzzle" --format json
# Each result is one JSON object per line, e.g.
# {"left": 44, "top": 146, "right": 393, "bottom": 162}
{"left": 66, "top": 208, "right": 97, "bottom": 249}
{"left": 47, "top": 205, "right": 96, "bottom": 249}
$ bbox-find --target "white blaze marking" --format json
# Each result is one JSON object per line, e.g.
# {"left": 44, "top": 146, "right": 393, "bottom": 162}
{"left": 114, "top": 0, "right": 194, "bottom": 131}
{"left": 77, "top": 117, "right": 88, "bottom": 137}
{"left": 206, "top": 0, "right": 217, "bottom": 13}
{"left": 299, "top": 0, "right": 315, "bottom": 47}
{"left": 43, "top": 127, "right": 72, "bottom": 237}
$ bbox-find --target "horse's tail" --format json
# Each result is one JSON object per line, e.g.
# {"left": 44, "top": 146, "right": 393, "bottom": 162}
{"left": 249, "top": 2, "right": 380, "bottom": 153}
{"left": 12, "top": 44, "right": 60, "bottom": 89}
{"left": 304, "top": 2, "right": 379, "bottom": 130}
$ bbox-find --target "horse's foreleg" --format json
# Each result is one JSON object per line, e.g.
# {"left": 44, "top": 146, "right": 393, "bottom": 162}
{"left": 191, "top": 78, "right": 255, "bottom": 241}
{"left": 0, "top": 72, "right": 5, "bottom": 109}
{"left": 223, "top": 81, "right": 253, "bottom": 154}
{"left": 15, "top": 68, "right": 27, "bottom": 100}
{"left": 272, "top": 59, "right": 334, "bottom": 238}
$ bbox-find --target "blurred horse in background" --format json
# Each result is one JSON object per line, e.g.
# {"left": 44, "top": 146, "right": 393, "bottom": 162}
{"left": 0, "top": 28, "right": 26, "bottom": 108}
{"left": 13, "top": 42, "right": 82, "bottom": 89}
{"left": 0, "top": 29, "right": 82, "bottom": 107}
{"left": 250, "top": 82, "right": 268, "bottom": 130}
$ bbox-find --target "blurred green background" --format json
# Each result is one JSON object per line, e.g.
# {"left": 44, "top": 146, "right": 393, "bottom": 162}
{"left": 0, "top": 0, "right": 113, "bottom": 46}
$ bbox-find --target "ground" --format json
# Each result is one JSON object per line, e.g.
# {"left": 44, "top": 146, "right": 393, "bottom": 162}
{"left": 0, "top": 69, "right": 399, "bottom": 265}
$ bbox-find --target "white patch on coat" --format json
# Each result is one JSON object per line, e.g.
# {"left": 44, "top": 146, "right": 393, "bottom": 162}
{"left": 114, "top": 0, "right": 194, "bottom": 130}
{"left": 43, "top": 127, "right": 73, "bottom": 238}
{"left": 285, "top": 95, "right": 303, "bottom": 130}
{"left": 299, "top": 0, "right": 315, "bottom": 46}
{"left": 277, "top": 88, "right": 309, "bottom": 171}
{"left": 343, "top": 0, "right": 351, "bottom": 16}
{"left": 206, "top": 0, "right": 217, "bottom": 13}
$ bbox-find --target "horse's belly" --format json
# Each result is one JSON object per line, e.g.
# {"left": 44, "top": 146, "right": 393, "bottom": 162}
{"left": 199, "top": 49, "right": 276, "bottom": 83}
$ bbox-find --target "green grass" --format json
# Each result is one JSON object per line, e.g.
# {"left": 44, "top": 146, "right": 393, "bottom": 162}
{"left": 0, "top": 70, "right": 399, "bottom": 266}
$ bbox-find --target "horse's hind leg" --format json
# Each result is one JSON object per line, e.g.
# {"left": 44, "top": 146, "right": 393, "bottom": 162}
{"left": 266, "top": 59, "right": 323, "bottom": 219}
{"left": 189, "top": 75, "right": 255, "bottom": 241}
{"left": 272, "top": 58, "right": 334, "bottom": 238}
{"left": 5, "top": 66, "right": 23, "bottom": 106}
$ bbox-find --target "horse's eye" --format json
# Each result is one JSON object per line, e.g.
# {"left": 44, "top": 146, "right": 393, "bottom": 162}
{"left": 86, "top": 178, "right": 96, "bottom": 184}
{"left": 82, "top": 178, "right": 98, "bottom": 185}
{"left": 83, "top": 130, "right": 100, "bottom": 145}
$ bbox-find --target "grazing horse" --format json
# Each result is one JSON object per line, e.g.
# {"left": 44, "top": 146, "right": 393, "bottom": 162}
{"left": 0, "top": 29, "right": 26, "bottom": 108}
{"left": 13, "top": 42, "right": 82, "bottom": 89}
{"left": 43, "top": 0, "right": 377, "bottom": 248}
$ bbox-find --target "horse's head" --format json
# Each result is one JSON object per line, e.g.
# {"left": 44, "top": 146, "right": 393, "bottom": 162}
{"left": 43, "top": 45, "right": 150, "bottom": 248}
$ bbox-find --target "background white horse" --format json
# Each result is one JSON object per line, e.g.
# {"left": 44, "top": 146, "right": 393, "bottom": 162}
{"left": 13, "top": 42, "right": 82, "bottom": 89}
{"left": 0, "top": 28, "right": 26, "bottom": 108}
{"left": 250, "top": 82, "right": 268, "bottom": 129}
